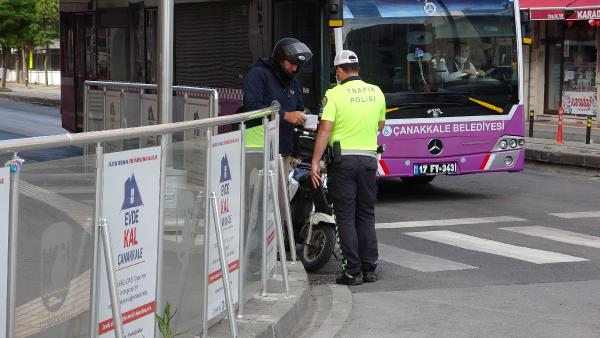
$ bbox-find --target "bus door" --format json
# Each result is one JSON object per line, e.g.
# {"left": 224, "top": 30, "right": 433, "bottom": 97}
{"left": 273, "top": 0, "right": 322, "bottom": 111}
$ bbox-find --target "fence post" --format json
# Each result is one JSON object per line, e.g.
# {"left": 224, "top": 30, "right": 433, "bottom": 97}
{"left": 7, "top": 154, "right": 23, "bottom": 338}
{"left": 202, "top": 128, "right": 212, "bottom": 338}
{"left": 90, "top": 143, "right": 104, "bottom": 338}
{"left": 268, "top": 171, "right": 290, "bottom": 297}
{"left": 155, "top": 133, "right": 168, "bottom": 331}
{"left": 98, "top": 219, "right": 125, "bottom": 338}
{"left": 237, "top": 122, "right": 246, "bottom": 318}
{"left": 278, "top": 154, "right": 296, "bottom": 262}
{"left": 209, "top": 192, "right": 238, "bottom": 337}
{"left": 261, "top": 116, "right": 269, "bottom": 296}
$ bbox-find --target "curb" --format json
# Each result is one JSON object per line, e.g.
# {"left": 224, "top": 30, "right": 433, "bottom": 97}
{"left": 0, "top": 92, "right": 61, "bottom": 107}
{"left": 525, "top": 148, "right": 600, "bottom": 170}
{"left": 207, "top": 262, "right": 310, "bottom": 338}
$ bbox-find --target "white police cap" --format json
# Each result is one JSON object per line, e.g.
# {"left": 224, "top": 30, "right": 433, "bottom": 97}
{"left": 334, "top": 50, "right": 359, "bottom": 66}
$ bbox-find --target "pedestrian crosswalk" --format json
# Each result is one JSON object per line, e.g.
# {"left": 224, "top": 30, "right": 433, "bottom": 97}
{"left": 549, "top": 211, "right": 600, "bottom": 219}
{"left": 501, "top": 226, "right": 600, "bottom": 249}
{"left": 405, "top": 230, "right": 587, "bottom": 264}
{"left": 376, "top": 211, "right": 600, "bottom": 272}
{"left": 375, "top": 216, "right": 525, "bottom": 229}
{"left": 379, "top": 243, "right": 476, "bottom": 272}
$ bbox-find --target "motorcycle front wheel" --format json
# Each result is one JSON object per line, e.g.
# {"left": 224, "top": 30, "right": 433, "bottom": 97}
{"left": 300, "top": 223, "right": 336, "bottom": 272}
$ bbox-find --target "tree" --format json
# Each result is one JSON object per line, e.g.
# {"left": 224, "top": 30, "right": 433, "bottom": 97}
{"left": 33, "top": 0, "right": 59, "bottom": 86}
{"left": 0, "top": 0, "right": 36, "bottom": 88}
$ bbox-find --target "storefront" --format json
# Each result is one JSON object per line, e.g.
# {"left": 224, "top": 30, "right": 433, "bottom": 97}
{"left": 522, "top": 0, "right": 600, "bottom": 122}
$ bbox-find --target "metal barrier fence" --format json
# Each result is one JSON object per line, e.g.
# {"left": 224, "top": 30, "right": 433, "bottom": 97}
{"left": 0, "top": 102, "right": 296, "bottom": 338}
{"left": 84, "top": 81, "right": 220, "bottom": 151}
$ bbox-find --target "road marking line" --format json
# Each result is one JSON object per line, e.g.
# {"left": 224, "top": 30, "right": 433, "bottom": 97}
{"left": 501, "top": 226, "right": 600, "bottom": 249}
{"left": 405, "top": 230, "right": 588, "bottom": 264}
{"left": 549, "top": 211, "right": 600, "bottom": 219}
{"left": 376, "top": 216, "right": 526, "bottom": 229}
{"left": 379, "top": 243, "right": 476, "bottom": 272}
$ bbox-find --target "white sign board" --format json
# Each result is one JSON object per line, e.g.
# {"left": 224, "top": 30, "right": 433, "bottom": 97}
{"left": 140, "top": 94, "right": 158, "bottom": 147}
{"left": 0, "top": 167, "right": 9, "bottom": 337}
{"left": 87, "top": 89, "right": 105, "bottom": 132}
{"left": 562, "top": 91, "right": 597, "bottom": 116}
{"left": 98, "top": 147, "right": 162, "bottom": 337}
{"left": 207, "top": 131, "right": 242, "bottom": 320}
{"left": 266, "top": 120, "right": 278, "bottom": 274}
{"left": 105, "top": 91, "right": 123, "bottom": 152}
{"left": 184, "top": 98, "right": 211, "bottom": 186}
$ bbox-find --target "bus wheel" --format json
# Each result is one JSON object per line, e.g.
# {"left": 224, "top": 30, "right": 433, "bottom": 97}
{"left": 401, "top": 176, "right": 435, "bottom": 185}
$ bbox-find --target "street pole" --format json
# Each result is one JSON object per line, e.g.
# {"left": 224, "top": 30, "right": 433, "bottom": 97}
{"left": 157, "top": 0, "right": 174, "bottom": 331}
{"left": 158, "top": 0, "right": 174, "bottom": 125}
{"left": 586, "top": 117, "right": 592, "bottom": 144}
{"left": 528, "top": 110, "right": 534, "bottom": 138}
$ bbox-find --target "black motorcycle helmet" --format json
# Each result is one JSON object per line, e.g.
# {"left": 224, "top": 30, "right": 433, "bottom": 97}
{"left": 272, "top": 38, "right": 313, "bottom": 73}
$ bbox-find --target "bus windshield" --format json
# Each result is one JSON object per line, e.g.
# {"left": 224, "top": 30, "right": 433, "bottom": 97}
{"left": 342, "top": 0, "right": 519, "bottom": 119}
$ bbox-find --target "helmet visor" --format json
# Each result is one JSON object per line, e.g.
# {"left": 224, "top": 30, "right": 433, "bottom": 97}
{"left": 282, "top": 42, "right": 313, "bottom": 65}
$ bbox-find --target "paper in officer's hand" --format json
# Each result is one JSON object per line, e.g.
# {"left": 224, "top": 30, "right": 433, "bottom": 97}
{"left": 304, "top": 114, "right": 318, "bottom": 130}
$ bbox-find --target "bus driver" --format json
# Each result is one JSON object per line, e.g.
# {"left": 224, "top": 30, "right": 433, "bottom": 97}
{"left": 436, "top": 43, "right": 485, "bottom": 82}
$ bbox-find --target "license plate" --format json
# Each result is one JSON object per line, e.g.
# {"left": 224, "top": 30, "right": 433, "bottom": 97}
{"left": 414, "top": 162, "right": 457, "bottom": 176}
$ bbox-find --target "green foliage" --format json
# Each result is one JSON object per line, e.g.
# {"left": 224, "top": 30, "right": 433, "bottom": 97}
{"left": 0, "top": 0, "right": 58, "bottom": 49}
{"left": 33, "top": 0, "right": 59, "bottom": 46}
{"left": 0, "top": 0, "right": 36, "bottom": 48}
{"left": 155, "top": 303, "right": 183, "bottom": 338}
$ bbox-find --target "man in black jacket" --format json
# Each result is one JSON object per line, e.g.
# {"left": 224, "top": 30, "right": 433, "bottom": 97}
{"left": 243, "top": 37, "right": 313, "bottom": 155}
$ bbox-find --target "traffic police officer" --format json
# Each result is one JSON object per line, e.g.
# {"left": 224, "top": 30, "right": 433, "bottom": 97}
{"left": 311, "top": 50, "right": 386, "bottom": 285}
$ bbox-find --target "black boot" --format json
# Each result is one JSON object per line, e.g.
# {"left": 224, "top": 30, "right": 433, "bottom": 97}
{"left": 336, "top": 271, "right": 363, "bottom": 285}
{"left": 363, "top": 270, "right": 377, "bottom": 283}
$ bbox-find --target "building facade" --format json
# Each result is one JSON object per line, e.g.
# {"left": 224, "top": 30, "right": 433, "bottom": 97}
{"left": 59, "top": 0, "right": 328, "bottom": 132}
{"left": 522, "top": 0, "right": 600, "bottom": 124}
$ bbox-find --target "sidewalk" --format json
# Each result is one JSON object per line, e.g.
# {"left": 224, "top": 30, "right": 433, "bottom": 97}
{"left": 525, "top": 137, "right": 600, "bottom": 170}
{"left": 0, "top": 81, "right": 60, "bottom": 106}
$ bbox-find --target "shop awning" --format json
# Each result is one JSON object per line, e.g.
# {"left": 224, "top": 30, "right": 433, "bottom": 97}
{"left": 520, "top": 0, "right": 574, "bottom": 20}
{"left": 566, "top": 0, "right": 600, "bottom": 20}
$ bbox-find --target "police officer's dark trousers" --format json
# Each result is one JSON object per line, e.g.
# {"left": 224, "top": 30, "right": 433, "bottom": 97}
{"left": 328, "top": 155, "right": 378, "bottom": 276}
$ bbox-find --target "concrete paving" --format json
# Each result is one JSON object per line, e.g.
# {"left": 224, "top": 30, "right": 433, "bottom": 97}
{"left": 525, "top": 137, "right": 600, "bottom": 169}
{"left": 0, "top": 81, "right": 61, "bottom": 106}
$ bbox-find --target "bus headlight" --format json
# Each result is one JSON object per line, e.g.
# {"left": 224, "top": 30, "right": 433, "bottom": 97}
{"left": 494, "top": 136, "right": 525, "bottom": 152}
{"left": 505, "top": 156, "right": 514, "bottom": 166}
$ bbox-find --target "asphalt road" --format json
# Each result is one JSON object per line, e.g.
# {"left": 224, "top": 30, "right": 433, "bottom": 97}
{"left": 300, "top": 164, "right": 600, "bottom": 338}
{"left": 0, "top": 99, "right": 82, "bottom": 162}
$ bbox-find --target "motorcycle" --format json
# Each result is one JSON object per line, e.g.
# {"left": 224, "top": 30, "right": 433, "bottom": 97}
{"left": 288, "top": 128, "right": 337, "bottom": 272}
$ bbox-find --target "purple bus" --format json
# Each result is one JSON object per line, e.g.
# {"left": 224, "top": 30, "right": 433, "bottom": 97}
{"left": 338, "top": 0, "right": 524, "bottom": 184}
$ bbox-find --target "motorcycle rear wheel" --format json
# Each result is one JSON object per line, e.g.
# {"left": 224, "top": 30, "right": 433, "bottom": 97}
{"left": 301, "top": 223, "right": 336, "bottom": 272}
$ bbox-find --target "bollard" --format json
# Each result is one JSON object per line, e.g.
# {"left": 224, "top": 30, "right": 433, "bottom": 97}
{"left": 557, "top": 107, "right": 564, "bottom": 144}
{"left": 528, "top": 110, "right": 534, "bottom": 137}
{"left": 586, "top": 117, "right": 593, "bottom": 144}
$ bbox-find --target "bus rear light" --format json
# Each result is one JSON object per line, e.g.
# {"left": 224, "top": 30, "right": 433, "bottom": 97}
{"left": 493, "top": 136, "right": 525, "bottom": 152}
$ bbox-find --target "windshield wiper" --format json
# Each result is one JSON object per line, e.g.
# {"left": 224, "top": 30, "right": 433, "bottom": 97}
{"left": 386, "top": 102, "right": 463, "bottom": 113}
